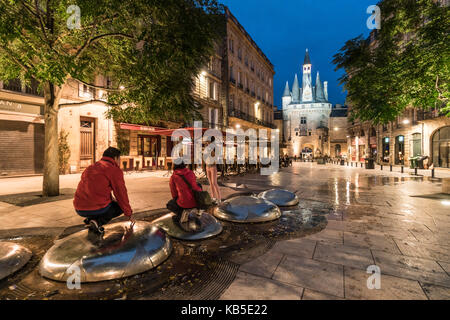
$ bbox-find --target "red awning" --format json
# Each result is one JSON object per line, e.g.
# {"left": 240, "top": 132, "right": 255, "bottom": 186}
{"left": 120, "top": 123, "right": 234, "bottom": 138}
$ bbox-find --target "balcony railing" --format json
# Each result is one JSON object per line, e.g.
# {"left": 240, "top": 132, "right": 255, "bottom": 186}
{"left": 228, "top": 108, "right": 276, "bottom": 129}
{"left": 230, "top": 78, "right": 236, "bottom": 85}
{"left": 238, "top": 83, "right": 243, "bottom": 90}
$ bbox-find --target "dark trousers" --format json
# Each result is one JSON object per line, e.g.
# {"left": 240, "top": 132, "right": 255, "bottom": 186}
{"left": 166, "top": 198, "right": 184, "bottom": 216}
{"left": 76, "top": 201, "right": 123, "bottom": 226}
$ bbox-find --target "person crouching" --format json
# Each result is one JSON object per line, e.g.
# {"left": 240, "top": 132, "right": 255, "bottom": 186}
{"left": 167, "top": 161, "right": 202, "bottom": 229}
{"left": 74, "top": 147, "right": 135, "bottom": 235}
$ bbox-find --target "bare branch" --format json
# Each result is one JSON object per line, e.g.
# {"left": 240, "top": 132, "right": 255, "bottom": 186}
{"left": 0, "top": 45, "right": 33, "bottom": 72}
{"left": 72, "top": 77, "right": 135, "bottom": 92}
{"left": 75, "top": 33, "right": 135, "bottom": 60}
{"left": 34, "top": 0, "right": 51, "bottom": 48}
{"left": 59, "top": 99, "right": 123, "bottom": 108}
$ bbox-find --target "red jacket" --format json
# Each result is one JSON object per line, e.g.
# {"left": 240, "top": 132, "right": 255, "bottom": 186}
{"left": 170, "top": 167, "right": 202, "bottom": 209}
{"left": 74, "top": 157, "right": 132, "bottom": 216}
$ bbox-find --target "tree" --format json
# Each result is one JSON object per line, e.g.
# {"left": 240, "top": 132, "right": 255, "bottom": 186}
{"left": 333, "top": 0, "right": 449, "bottom": 124}
{"left": 0, "top": 0, "right": 224, "bottom": 196}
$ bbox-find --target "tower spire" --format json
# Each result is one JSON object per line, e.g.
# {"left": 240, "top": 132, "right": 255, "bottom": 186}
{"left": 303, "top": 48, "right": 311, "bottom": 65}
{"left": 315, "top": 71, "right": 325, "bottom": 102}
{"left": 283, "top": 81, "right": 290, "bottom": 97}
{"left": 292, "top": 74, "right": 300, "bottom": 102}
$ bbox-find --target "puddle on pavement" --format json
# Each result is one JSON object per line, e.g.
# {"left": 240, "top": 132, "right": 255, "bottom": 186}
{"left": 0, "top": 203, "right": 329, "bottom": 300}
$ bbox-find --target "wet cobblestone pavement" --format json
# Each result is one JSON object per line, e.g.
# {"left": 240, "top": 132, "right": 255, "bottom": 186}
{"left": 0, "top": 162, "right": 449, "bottom": 300}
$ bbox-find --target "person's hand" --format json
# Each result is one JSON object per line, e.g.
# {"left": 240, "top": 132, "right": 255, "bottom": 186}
{"left": 128, "top": 215, "right": 136, "bottom": 229}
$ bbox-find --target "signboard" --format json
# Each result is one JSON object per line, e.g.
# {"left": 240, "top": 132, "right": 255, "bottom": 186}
{"left": 119, "top": 123, "right": 164, "bottom": 132}
{"left": 0, "top": 99, "right": 44, "bottom": 115}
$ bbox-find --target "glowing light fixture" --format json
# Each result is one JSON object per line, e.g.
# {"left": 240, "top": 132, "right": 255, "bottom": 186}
{"left": 403, "top": 119, "right": 410, "bottom": 125}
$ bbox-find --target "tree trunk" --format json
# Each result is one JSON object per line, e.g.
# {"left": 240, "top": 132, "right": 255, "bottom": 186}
{"left": 42, "top": 82, "right": 62, "bottom": 197}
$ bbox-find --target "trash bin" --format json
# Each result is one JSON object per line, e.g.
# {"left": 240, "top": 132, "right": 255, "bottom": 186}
{"left": 316, "top": 157, "right": 325, "bottom": 165}
{"left": 416, "top": 156, "right": 428, "bottom": 169}
{"left": 409, "top": 157, "right": 418, "bottom": 169}
{"left": 364, "top": 158, "right": 375, "bottom": 169}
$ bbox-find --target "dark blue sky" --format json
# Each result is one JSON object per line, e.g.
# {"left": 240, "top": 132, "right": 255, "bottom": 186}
{"left": 220, "top": 0, "right": 376, "bottom": 108}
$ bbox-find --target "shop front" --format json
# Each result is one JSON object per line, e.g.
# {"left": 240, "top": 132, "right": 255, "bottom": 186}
{"left": 0, "top": 98, "right": 44, "bottom": 175}
{"left": 395, "top": 135, "right": 405, "bottom": 165}
{"left": 432, "top": 126, "right": 449, "bottom": 168}
{"left": 382, "top": 137, "right": 390, "bottom": 163}
{"left": 117, "top": 123, "right": 173, "bottom": 171}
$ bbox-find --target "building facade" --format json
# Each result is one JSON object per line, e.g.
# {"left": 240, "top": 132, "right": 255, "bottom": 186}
{"left": 0, "top": 77, "right": 114, "bottom": 176}
{"left": 347, "top": 108, "right": 450, "bottom": 168}
{"left": 223, "top": 7, "right": 275, "bottom": 133}
{"left": 282, "top": 49, "right": 335, "bottom": 159}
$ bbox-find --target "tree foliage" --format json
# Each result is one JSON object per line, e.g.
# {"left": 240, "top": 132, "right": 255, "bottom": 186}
{"left": 0, "top": 0, "right": 225, "bottom": 120}
{"left": 0, "top": 0, "right": 224, "bottom": 196}
{"left": 333, "top": 0, "right": 449, "bottom": 124}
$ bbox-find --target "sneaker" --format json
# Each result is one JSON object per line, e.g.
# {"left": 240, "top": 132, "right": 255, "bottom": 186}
{"left": 89, "top": 220, "right": 104, "bottom": 235}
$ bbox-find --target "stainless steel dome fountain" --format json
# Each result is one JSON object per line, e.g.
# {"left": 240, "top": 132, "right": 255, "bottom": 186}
{"left": 214, "top": 196, "right": 281, "bottom": 223}
{"left": 153, "top": 212, "right": 223, "bottom": 241}
{"left": 0, "top": 242, "right": 32, "bottom": 280}
{"left": 258, "top": 189, "right": 299, "bottom": 207}
{"left": 39, "top": 221, "right": 172, "bottom": 283}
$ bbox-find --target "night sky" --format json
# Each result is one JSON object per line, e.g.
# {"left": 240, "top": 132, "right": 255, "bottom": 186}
{"left": 220, "top": 0, "right": 376, "bottom": 108}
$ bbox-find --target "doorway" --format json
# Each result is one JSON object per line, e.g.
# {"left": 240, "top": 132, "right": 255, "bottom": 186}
{"left": 138, "top": 135, "right": 161, "bottom": 169}
{"left": 395, "top": 135, "right": 405, "bottom": 164}
{"left": 80, "top": 117, "right": 95, "bottom": 169}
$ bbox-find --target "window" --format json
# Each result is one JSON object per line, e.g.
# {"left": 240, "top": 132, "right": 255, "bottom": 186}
{"left": 79, "top": 83, "right": 96, "bottom": 99}
{"left": 230, "top": 94, "right": 234, "bottom": 110}
{"left": 208, "top": 80, "right": 215, "bottom": 99}
{"left": 411, "top": 133, "right": 422, "bottom": 157}
{"left": 3, "top": 79, "right": 22, "bottom": 92}
{"left": 229, "top": 39, "right": 234, "bottom": 53}
{"left": 238, "top": 47, "right": 242, "bottom": 60}
{"left": 209, "top": 108, "right": 219, "bottom": 128}
{"left": 300, "top": 117, "right": 307, "bottom": 124}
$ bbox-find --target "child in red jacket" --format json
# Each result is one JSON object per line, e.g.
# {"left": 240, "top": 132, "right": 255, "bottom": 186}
{"left": 74, "top": 147, "right": 135, "bottom": 234}
{"left": 167, "top": 161, "right": 202, "bottom": 229}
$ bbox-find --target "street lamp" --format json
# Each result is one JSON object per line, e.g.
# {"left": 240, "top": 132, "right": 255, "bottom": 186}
{"left": 402, "top": 119, "right": 410, "bottom": 125}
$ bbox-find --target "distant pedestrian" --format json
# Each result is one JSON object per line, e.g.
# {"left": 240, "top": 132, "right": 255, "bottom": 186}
{"left": 205, "top": 136, "right": 222, "bottom": 204}
{"left": 74, "top": 147, "right": 135, "bottom": 235}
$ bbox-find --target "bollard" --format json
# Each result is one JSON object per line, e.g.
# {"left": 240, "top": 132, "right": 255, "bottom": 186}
{"left": 351, "top": 162, "right": 353, "bottom": 167}
{"left": 401, "top": 166, "right": 404, "bottom": 173}
{"left": 381, "top": 165, "right": 383, "bottom": 170}
{"left": 390, "top": 165, "right": 393, "bottom": 172}
{"left": 432, "top": 168, "right": 435, "bottom": 178}
{"left": 415, "top": 168, "right": 418, "bottom": 176}
{"left": 361, "top": 163, "right": 363, "bottom": 168}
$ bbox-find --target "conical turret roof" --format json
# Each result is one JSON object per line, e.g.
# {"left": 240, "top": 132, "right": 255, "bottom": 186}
{"left": 292, "top": 74, "right": 300, "bottom": 101}
{"left": 315, "top": 72, "right": 326, "bottom": 102}
{"left": 283, "top": 81, "right": 290, "bottom": 97}
{"left": 304, "top": 48, "right": 311, "bottom": 65}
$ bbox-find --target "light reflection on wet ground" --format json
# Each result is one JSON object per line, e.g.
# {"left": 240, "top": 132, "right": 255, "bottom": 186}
{"left": 0, "top": 199, "right": 328, "bottom": 300}
{"left": 1, "top": 163, "right": 448, "bottom": 300}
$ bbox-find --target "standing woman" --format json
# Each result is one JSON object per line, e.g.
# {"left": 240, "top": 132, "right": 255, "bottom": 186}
{"left": 205, "top": 136, "right": 222, "bottom": 204}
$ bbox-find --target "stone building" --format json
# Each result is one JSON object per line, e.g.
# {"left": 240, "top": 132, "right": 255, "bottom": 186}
{"left": 282, "top": 49, "right": 336, "bottom": 159}
{"left": 223, "top": 7, "right": 275, "bottom": 133}
{"left": 0, "top": 77, "right": 114, "bottom": 176}
{"left": 347, "top": 108, "right": 450, "bottom": 168}
{"left": 329, "top": 104, "right": 349, "bottom": 159}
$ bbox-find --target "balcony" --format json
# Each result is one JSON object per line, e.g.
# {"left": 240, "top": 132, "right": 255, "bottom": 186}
{"left": 230, "top": 78, "right": 236, "bottom": 85}
{"left": 228, "top": 108, "right": 276, "bottom": 129}
{"left": 245, "top": 88, "right": 250, "bottom": 94}
{"left": 238, "top": 83, "right": 243, "bottom": 90}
